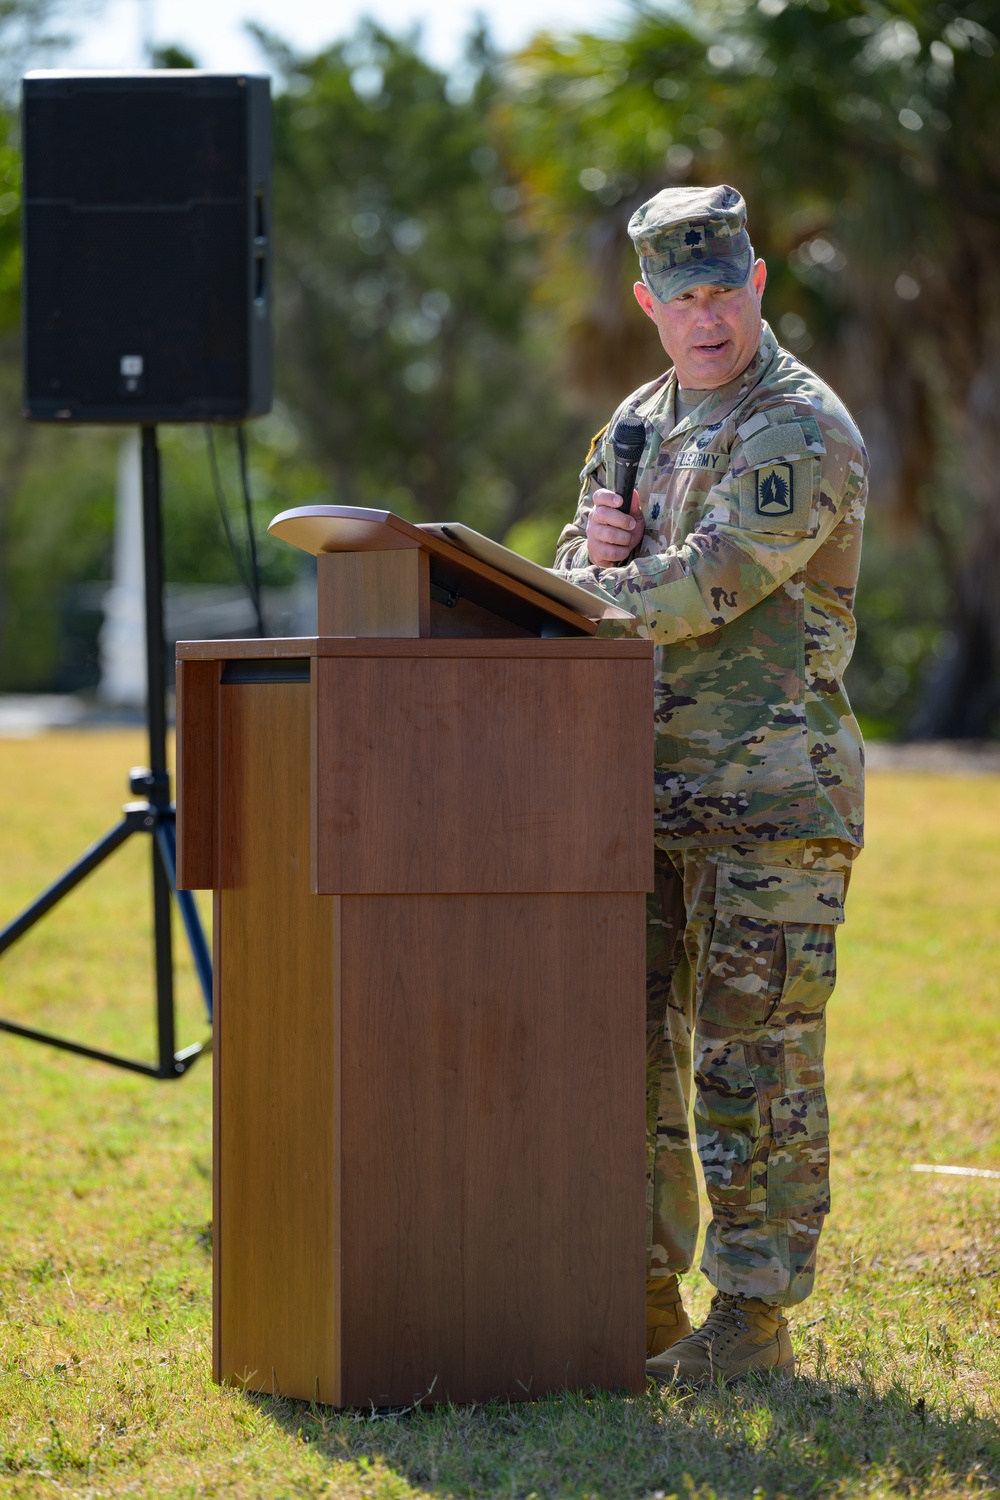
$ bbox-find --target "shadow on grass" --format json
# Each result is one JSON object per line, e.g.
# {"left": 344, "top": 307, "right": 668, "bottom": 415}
{"left": 248, "top": 1371, "right": 1000, "bottom": 1499}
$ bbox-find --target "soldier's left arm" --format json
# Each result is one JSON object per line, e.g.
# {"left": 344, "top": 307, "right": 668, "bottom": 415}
{"left": 564, "top": 419, "right": 868, "bottom": 643}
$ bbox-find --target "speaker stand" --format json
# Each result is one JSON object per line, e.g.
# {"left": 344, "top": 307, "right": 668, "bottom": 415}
{"left": 0, "top": 426, "right": 212, "bottom": 1079}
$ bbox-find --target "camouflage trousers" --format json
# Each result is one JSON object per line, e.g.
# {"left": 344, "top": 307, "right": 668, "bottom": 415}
{"left": 646, "top": 839, "right": 856, "bottom": 1307}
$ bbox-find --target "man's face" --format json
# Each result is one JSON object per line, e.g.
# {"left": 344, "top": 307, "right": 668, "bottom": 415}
{"left": 633, "top": 259, "right": 767, "bottom": 389}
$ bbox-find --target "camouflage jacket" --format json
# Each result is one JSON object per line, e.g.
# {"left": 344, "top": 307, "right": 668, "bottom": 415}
{"left": 554, "top": 324, "right": 868, "bottom": 849}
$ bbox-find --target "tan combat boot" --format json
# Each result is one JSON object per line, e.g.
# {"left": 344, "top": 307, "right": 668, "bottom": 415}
{"left": 646, "top": 1290, "right": 794, "bottom": 1386}
{"left": 646, "top": 1274, "right": 693, "bottom": 1357}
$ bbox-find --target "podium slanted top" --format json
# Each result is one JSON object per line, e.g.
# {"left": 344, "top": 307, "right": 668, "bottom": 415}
{"left": 268, "top": 505, "right": 629, "bottom": 624}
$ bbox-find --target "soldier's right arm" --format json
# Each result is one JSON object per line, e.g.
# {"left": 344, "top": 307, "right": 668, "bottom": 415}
{"left": 561, "top": 414, "right": 868, "bottom": 643}
{"left": 553, "top": 423, "right": 610, "bottom": 572}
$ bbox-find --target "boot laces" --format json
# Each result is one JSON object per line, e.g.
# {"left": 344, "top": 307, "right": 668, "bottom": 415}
{"left": 685, "top": 1292, "right": 748, "bottom": 1352}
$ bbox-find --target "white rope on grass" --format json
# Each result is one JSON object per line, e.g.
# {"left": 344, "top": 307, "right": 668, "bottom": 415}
{"left": 911, "top": 1163, "right": 1000, "bottom": 1180}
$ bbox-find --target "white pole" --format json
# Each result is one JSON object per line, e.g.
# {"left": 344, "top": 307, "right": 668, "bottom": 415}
{"left": 98, "top": 431, "right": 147, "bottom": 707}
{"left": 139, "top": 0, "right": 154, "bottom": 66}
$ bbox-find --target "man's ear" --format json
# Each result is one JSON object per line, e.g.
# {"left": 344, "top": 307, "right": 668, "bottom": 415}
{"left": 752, "top": 259, "right": 767, "bottom": 300}
{"left": 634, "top": 281, "right": 657, "bottom": 320}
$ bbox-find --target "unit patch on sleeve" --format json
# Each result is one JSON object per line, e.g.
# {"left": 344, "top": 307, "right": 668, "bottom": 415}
{"left": 756, "top": 463, "right": 793, "bottom": 517}
{"left": 737, "top": 455, "right": 820, "bottom": 535}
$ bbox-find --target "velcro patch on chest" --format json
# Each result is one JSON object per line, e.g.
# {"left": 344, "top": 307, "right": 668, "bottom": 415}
{"left": 675, "top": 448, "right": 728, "bottom": 475}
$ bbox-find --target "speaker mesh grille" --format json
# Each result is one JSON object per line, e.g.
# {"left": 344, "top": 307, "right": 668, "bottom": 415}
{"left": 25, "top": 91, "right": 246, "bottom": 206}
{"left": 22, "top": 77, "right": 266, "bottom": 421}
{"left": 27, "top": 205, "right": 248, "bottom": 408}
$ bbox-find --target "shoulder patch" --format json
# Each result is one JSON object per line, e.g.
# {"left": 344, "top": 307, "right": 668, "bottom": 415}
{"left": 585, "top": 423, "right": 609, "bottom": 464}
{"left": 737, "top": 453, "right": 820, "bottom": 535}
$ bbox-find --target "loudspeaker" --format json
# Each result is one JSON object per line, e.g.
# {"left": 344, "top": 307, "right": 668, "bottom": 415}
{"left": 21, "top": 71, "right": 272, "bottom": 423}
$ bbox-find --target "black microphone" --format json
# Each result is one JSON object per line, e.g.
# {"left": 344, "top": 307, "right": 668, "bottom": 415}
{"left": 611, "top": 414, "right": 646, "bottom": 540}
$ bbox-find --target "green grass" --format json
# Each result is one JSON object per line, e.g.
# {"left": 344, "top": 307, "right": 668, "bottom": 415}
{"left": 0, "top": 732, "right": 998, "bottom": 1499}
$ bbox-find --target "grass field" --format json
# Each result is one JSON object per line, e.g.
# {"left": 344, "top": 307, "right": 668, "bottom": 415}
{"left": 0, "top": 730, "right": 998, "bottom": 1499}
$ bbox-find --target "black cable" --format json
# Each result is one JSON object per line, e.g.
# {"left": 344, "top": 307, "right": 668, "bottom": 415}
{"left": 236, "top": 425, "right": 266, "bottom": 638}
{"left": 204, "top": 425, "right": 266, "bottom": 638}
{"left": 205, "top": 426, "right": 251, "bottom": 592}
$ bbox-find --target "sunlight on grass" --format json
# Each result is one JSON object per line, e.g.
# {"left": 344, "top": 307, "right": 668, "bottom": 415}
{"left": 0, "top": 734, "right": 997, "bottom": 1499}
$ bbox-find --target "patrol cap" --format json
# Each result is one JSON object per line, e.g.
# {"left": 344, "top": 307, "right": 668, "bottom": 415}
{"left": 628, "top": 183, "right": 753, "bottom": 304}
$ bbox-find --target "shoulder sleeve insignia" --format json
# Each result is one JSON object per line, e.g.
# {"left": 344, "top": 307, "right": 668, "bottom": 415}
{"left": 585, "top": 423, "right": 609, "bottom": 464}
{"left": 737, "top": 453, "right": 819, "bottom": 535}
{"left": 756, "top": 463, "right": 794, "bottom": 516}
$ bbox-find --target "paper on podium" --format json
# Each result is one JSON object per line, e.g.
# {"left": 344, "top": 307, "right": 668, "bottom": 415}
{"left": 418, "top": 522, "right": 631, "bottom": 622}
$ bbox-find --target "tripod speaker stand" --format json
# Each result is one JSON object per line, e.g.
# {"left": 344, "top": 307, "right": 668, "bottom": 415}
{"left": 0, "top": 426, "right": 212, "bottom": 1079}
{"left": 7, "top": 68, "right": 274, "bottom": 1078}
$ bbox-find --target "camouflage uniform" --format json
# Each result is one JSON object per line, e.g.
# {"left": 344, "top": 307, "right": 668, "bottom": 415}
{"left": 554, "top": 321, "right": 868, "bottom": 1306}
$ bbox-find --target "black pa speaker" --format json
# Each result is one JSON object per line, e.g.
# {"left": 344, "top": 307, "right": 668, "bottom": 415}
{"left": 21, "top": 71, "right": 272, "bottom": 423}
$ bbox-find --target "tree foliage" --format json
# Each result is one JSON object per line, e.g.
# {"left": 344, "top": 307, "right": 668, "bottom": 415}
{"left": 260, "top": 22, "right": 588, "bottom": 541}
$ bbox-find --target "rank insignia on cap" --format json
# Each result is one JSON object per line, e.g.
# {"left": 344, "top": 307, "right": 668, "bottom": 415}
{"left": 756, "top": 463, "right": 793, "bottom": 517}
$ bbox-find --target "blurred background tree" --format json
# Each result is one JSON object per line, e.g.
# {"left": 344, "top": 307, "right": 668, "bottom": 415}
{"left": 256, "top": 20, "right": 586, "bottom": 539}
{"left": 0, "top": 0, "right": 82, "bottom": 684}
{"left": 0, "top": 0, "right": 997, "bottom": 739}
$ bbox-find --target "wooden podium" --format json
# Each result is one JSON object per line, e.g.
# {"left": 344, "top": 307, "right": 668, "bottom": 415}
{"left": 176, "top": 508, "right": 654, "bottom": 1407}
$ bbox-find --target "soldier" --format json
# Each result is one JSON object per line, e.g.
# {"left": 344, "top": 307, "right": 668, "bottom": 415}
{"left": 553, "top": 184, "right": 867, "bottom": 1385}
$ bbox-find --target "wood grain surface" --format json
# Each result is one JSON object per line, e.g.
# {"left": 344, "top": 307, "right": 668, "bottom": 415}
{"left": 216, "top": 682, "right": 341, "bottom": 1404}
{"left": 317, "top": 550, "right": 430, "bottom": 638}
{"left": 190, "top": 633, "right": 653, "bottom": 1407}
{"left": 177, "top": 637, "right": 652, "bottom": 661}
{"left": 175, "top": 658, "right": 219, "bottom": 891}
{"left": 313, "top": 655, "right": 653, "bottom": 896}
{"left": 337, "top": 892, "right": 646, "bottom": 1405}
{"left": 212, "top": 887, "right": 223, "bottom": 1385}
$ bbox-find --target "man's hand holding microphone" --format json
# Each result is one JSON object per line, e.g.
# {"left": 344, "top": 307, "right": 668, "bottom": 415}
{"left": 585, "top": 414, "right": 646, "bottom": 566}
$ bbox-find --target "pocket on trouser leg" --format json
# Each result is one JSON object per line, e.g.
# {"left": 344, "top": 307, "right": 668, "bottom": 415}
{"left": 694, "top": 1040, "right": 761, "bottom": 1209}
{"left": 697, "top": 914, "right": 785, "bottom": 1032}
{"left": 763, "top": 921, "right": 837, "bottom": 1102}
{"left": 767, "top": 1086, "right": 831, "bottom": 1218}
{"left": 716, "top": 860, "right": 845, "bottom": 927}
{"left": 704, "top": 862, "right": 843, "bottom": 1037}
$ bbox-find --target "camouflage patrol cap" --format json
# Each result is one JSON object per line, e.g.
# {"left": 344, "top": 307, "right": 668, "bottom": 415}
{"left": 628, "top": 183, "right": 753, "bottom": 304}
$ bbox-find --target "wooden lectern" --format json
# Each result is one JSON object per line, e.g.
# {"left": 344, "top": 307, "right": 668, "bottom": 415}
{"left": 175, "top": 507, "right": 654, "bottom": 1407}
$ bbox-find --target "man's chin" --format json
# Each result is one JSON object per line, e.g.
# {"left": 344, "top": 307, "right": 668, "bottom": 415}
{"left": 688, "top": 344, "right": 735, "bottom": 381}
{"left": 677, "top": 339, "right": 762, "bottom": 390}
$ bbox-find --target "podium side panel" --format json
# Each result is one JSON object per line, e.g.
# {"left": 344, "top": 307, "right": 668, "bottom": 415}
{"left": 213, "top": 886, "right": 222, "bottom": 1385}
{"left": 175, "top": 658, "right": 219, "bottom": 890}
{"left": 314, "top": 655, "right": 653, "bottom": 894}
{"left": 338, "top": 892, "right": 646, "bottom": 1406}
{"left": 216, "top": 680, "right": 341, "bottom": 1404}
